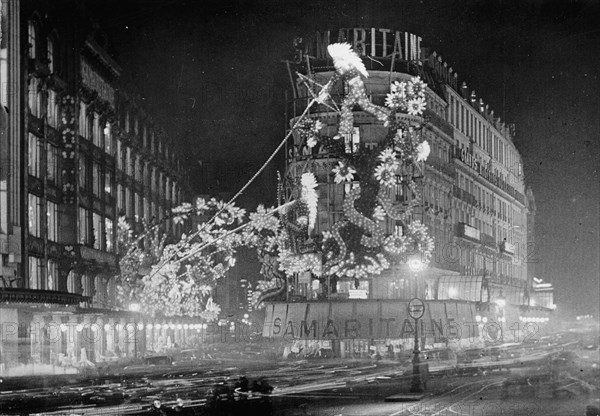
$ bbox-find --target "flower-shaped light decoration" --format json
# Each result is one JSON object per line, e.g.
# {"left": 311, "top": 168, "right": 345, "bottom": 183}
{"left": 374, "top": 164, "right": 396, "bottom": 188}
{"left": 333, "top": 162, "right": 356, "bottom": 184}
{"left": 416, "top": 140, "right": 431, "bottom": 162}
{"left": 385, "top": 81, "right": 408, "bottom": 111}
{"left": 385, "top": 76, "right": 428, "bottom": 117}
{"left": 377, "top": 148, "right": 400, "bottom": 171}
{"left": 407, "top": 97, "right": 427, "bottom": 116}
{"left": 410, "top": 76, "right": 427, "bottom": 98}
{"left": 200, "top": 297, "right": 221, "bottom": 322}
{"left": 249, "top": 205, "right": 280, "bottom": 233}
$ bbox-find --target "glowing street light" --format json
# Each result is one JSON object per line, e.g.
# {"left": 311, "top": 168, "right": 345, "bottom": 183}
{"left": 407, "top": 257, "right": 425, "bottom": 273}
{"left": 495, "top": 293, "right": 506, "bottom": 341}
{"left": 128, "top": 294, "right": 141, "bottom": 312}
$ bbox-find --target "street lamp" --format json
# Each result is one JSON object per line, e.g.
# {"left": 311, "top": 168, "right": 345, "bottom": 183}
{"left": 407, "top": 252, "right": 427, "bottom": 394}
{"left": 128, "top": 296, "right": 141, "bottom": 358}
{"left": 496, "top": 293, "right": 506, "bottom": 342}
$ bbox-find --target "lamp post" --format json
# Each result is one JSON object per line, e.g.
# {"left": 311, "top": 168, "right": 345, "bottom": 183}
{"left": 496, "top": 293, "right": 506, "bottom": 342}
{"left": 408, "top": 255, "right": 426, "bottom": 394}
{"left": 129, "top": 297, "right": 141, "bottom": 359}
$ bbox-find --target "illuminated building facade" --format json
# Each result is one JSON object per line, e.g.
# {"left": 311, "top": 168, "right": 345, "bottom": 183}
{"left": 263, "top": 29, "right": 538, "bottom": 355}
{"left": 0, "top": 0, "right": 186, "bottom": 373}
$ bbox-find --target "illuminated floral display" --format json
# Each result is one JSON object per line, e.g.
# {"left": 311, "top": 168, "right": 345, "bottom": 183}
{"left": 116, "top": 43, "right": 434, "bottom": 315}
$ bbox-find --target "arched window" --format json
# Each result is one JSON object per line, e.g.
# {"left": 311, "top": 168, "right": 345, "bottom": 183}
{"left": 67, "top": 271, "right": 76, "bottom": 292}
{"left": 28, "top": 77, "right": 42, "bottom": 117}
{"left": 28, "top": 20, "right": 37, "bottom": 59}
{"left": 47, "top": 37, "right": 55, "bottom": 73}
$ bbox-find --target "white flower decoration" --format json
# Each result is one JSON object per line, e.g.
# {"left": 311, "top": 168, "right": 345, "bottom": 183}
{"left": 390, "top": 81, "right": 407, "bottom": 95}
{"left": 407, "top": 97, "right": 426, "bottom": 116}
{"left": 307, "top": 136, "right": 318, "bottom": 148}
{"left": 374, "top": 164, "right": 396, "bottom": 187}
{"left": 416, "top": 140, "right": 431, "bottom": 162}
{"left": 410, "top": 76, "right": 427, "bottom": 98}
{"left": 377, "top": 148, "right": 399, "bottom": 169}
{"left": 332, "top": 162, "right": 356, "bottom": 184}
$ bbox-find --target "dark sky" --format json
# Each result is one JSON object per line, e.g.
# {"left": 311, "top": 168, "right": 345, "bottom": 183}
{"left": 88, "top": 0, "right": 600, "bottom": 316}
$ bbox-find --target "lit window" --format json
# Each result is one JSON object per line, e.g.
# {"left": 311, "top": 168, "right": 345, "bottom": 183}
{"left": 28, "top": 256, "right": 43, "bottom": 289}
{"left": 47, "top": 89, "right": 58, "bottom": 127}
{"left": 47, "top": 259, "right": 59, "bottom": 291}
{"left": 47, "top": 200, "right": 59, "bottom": 242}
{"left": 47, "top": 144, "right": 60, "bottom": 184}
{"left": 79, "top": 101, "right": 89, "bottom": 139}
{"left": 92, "top": 162, "right": 101, "bottom": 196}
{"left": 104, "top": 122, "right": 112, "bottom": 154}
{"left": 28, "top": 133, "right": 41, "bottom": 177}
{"left": 92, "top": 212, "right": 103, "bottom": 250}
{"left": 104, "top": 170, "right": 112, "bottom": 196}
{"left": 79, "top": 157, "right": 88, "bottom": 190}
{"left": 28, "top": 20, "right": 36, "bottom": 59}
{"left": 92, "top": 113, "right": 101, "bottom": 147}
{"left": 105, "top": 218, "right": 114, "bottom": 252}
{"left": 28, "top": 77, "right": 42, "bottom": 117}
{"left": 78, "top": 208, "right": 91, "bottom": 245}
{"left": 47, "top": 38, "right": 55, "bottom": 73}
{"left": 28, "top": 193, "right": 41, "bottom": 237}
{"left": 82, "top": 273, "right": 93, "bottom": 297}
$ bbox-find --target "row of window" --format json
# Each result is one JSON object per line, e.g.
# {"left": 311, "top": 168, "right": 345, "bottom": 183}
{"left": 115, "top": 141, "right": 178, "bottom": 202}
{"left": 115, "top": 185, "right": 180, "bottom": 234}
{"left": 28, "top": 134, "right": 61, "bottom": 182}
{"left": 447, "top": 92, "right": 521, "bottom": 177}
{"left": 457, "top": 171, "right": 521, "bottom": 225}
{"left": 28, "top": 256, "right": 59, "bottom": 290}
{"left": 28, "top": 79, "right": 59, "bottom": 128}
{"left": 79, "top": 102, "right": 113, "bottom": 153}
{"left": 28, "top": 20, "right": 57, "bottom": 73}
{"left": 78, "top": 208, "right": 115, "bottom": 252}
{"left": 28, "top": 256, "right": 117, "bottom": 301}
{"left": 28, "top": 194, "right": 59, "bottom": 242}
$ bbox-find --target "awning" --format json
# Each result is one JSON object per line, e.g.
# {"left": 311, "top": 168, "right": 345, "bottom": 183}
{"left": 0, "top": 288, "right": 88, "bottom": 305}
{"left": 437, "top": 275, "right": 484, "bottom": 302}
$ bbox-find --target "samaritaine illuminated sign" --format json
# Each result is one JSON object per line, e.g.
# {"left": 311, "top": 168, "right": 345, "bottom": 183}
{"left": 303, "top": 29, "right": 422, "bottom": 61}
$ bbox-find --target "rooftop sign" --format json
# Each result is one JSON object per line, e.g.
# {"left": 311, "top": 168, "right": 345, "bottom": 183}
{"left": 303, "top": 29, "right": 422, "bottom": 62}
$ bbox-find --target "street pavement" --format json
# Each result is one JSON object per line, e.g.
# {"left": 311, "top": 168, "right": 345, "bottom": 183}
{"left": 0, "top": 333, "right": 597, "bottom": 415}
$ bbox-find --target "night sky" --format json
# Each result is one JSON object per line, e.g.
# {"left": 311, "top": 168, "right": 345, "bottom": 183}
{"left": 87, "top": 0, "right": 599, "bottom": 317}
